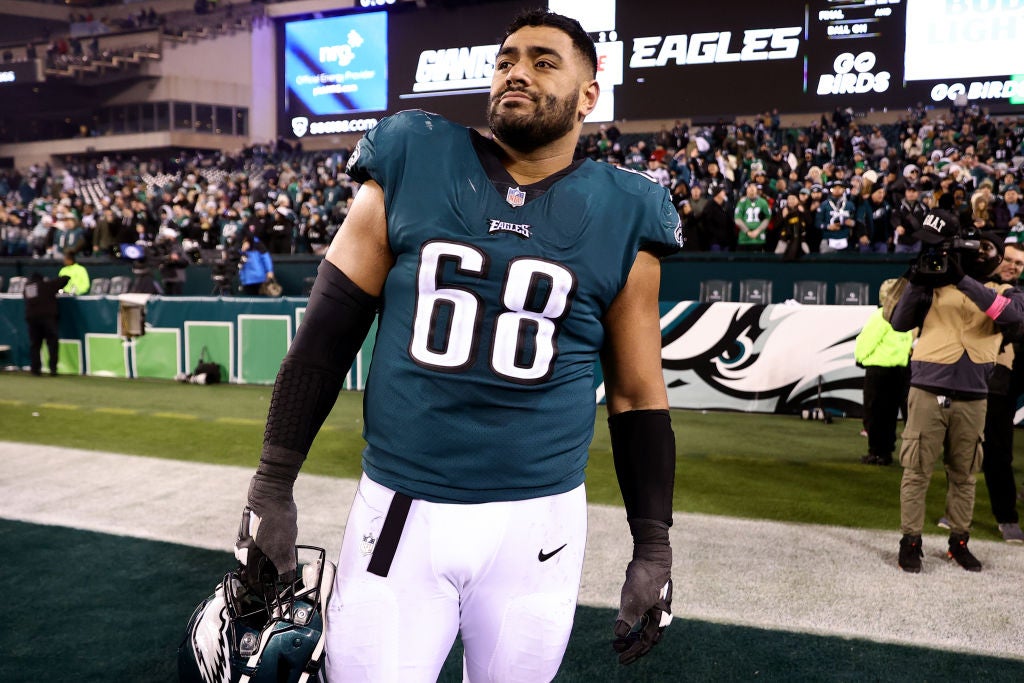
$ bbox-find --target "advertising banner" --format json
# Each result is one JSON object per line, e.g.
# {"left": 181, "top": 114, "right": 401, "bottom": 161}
{"left": 274, "top": 1, "right": 1024, "bottom": 138}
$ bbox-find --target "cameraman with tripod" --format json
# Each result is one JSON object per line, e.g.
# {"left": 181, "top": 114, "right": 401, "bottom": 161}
{"left": 890, "top": 209, "right": 1014, "bottom": 573}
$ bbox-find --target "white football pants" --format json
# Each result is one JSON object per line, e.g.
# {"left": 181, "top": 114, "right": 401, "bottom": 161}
{"left": 323, "top": 473, "right": 587, "bottom": 682}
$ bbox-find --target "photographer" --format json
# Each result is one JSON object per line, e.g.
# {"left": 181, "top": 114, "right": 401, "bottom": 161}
{"left": 156, "top": 232, "right": 189, "bottom": 296}
{"left": 890, "top": 209, "right": 1014, "bottom": 573}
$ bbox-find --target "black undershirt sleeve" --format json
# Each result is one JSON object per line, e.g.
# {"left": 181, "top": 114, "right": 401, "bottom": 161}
{"left": 261, "top": 260, "right": 379, "bottom": 470}
{"left": 608, "top": 409, "right": 676, "bottom": 527}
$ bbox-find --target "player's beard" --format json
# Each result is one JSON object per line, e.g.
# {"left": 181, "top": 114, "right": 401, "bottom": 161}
{"left": 487, "top": 87, "right": 579, "bottom": 154}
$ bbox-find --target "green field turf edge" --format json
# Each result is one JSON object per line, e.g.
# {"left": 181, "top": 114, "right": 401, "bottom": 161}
{"left": 2, "top": 373, "right": 1022, "bottom": 541}
{"left": 3, "top": 519, "right": 1023, "bottom": 683}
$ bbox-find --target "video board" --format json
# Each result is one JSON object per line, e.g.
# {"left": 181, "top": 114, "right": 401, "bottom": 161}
{"left": 278, "top": 1, "right": 533, "bottom": 139}
{"left": 276, "top": 0, "right": 1024, "bottom": 140}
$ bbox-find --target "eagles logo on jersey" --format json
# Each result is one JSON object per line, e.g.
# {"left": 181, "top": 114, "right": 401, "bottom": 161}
{"left": 178, "top": 546, "right": 334, "bottom": 683}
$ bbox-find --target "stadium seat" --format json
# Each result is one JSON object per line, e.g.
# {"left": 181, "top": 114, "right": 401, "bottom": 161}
{"left": 7, "top": 276, "right": 26, "bottom": 294}
{"left": 835, "top": 281, "right": 870, "bottom": 306}
{"left": 108, "top": 276, "right": 131, "bottom": 295}
{"left": 739, "top": 278, "right": 772, "bottom": 305}
{"left": 793, "top": 280, "right": 827, "bottom": 305}
{"left": 90, "top": 278, "right": 111, "bottom": 295}
{"left": 699, "top": 279, "right": 733, "bottom": 303}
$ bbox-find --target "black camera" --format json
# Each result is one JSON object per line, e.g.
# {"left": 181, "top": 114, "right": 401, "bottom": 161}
{"left": 210, "top": 248, "right": 241, "bottom": 295}
{"left": 917, "top": 236, "right": 980, "bottom": 274}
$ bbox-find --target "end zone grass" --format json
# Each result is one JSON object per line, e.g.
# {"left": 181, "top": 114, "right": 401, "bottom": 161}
{"left": 3, "top": 373, "right": 1021, "bottom": 541}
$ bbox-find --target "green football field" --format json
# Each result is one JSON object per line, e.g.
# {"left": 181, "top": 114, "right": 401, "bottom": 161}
{"left": 2, "top": 374, "right": 1024, "bottom": 682}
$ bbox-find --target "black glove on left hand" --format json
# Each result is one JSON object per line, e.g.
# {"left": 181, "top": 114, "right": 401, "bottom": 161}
{"left": 235, "top": 449, "right": 302, "bottom": 590}
{"left": 612, "top": 519, "right": 673, "bottom": 665}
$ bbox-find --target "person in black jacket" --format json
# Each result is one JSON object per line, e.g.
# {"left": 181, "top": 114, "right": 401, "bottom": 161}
{"left": 23, "top": 272, "right": 69, "bottom": 376}
{"left": 703, "top": 183, "right": 735, "bottom": 251}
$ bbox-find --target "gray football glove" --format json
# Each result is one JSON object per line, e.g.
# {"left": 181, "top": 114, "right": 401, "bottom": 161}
{"left": 235, "top": 462, "right": 299, "bottom": 588}
{"left": 612, "top": 519, "right": 673, "bottom": 665}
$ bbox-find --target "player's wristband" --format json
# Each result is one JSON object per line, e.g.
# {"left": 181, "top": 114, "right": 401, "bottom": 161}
{"left": 608, "top": 409, "right": 676, "bottom": 527}
{"left": 263, "top": 260, "right": 379, "bottom": 459}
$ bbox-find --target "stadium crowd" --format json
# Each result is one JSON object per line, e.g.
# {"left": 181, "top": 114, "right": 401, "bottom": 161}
{"left": 1, "top": 103, "right": 1024, "bottom": 271}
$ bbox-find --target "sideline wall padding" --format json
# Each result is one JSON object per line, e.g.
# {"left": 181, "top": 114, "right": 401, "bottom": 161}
{"left": 0, "top": 295, "right": 877, "bottom": 415}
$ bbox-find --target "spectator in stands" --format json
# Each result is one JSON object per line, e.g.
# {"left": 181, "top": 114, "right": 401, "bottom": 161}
{"left": 238, "top": 234, "right": 274, "bottom": 296}
{"left": 801, "top": 184, "right": 823, "bottom": 251}
{"left": 856, "top": 169, "right": 879, "bottom": 208}
{"left": 889, "top": 164, "right": 919, "bottom": 206}
{"left": 247, "top": 201, "right": 273, "bottom": 244}
{"left": 964, "top": 190, "right": 996, "bottom": 234}
{"left": 0, "top": 206, "right": 28, "bottom": 256}
{"left": 57, "top": 252, "right": 89, "bottom": 295}
{"left": 734, "top": 182, "right": 770, "bottom": 251}
{"left": 868, "top": 127, "right": 888, "bottom": 162}
{"left": 774, "top": 189, "right": 809, "bottom": 259}
{"left": 304, "top": 211, "right": 330, "bottom": 256}
{"left": 23, "top": 272, "right": 69, "bottom": 376}
{"left": 816, "top": 180, "right": 856, "bottom": 252}
{"left": 903, "top": 129, "right": 924, "bottom": 159}
{"left": 995, "top": 186, "right": 1023, "bottom": 238}
{"left": 891, "top": 183, "right": 927, "bottom": 254}
{"left": 321, "top": 174, "right": 351, "bottom": 217}
{"left": 644, "top": 156, "right": 670, "bottom": 188}
{"left": 704, "top": 184, "right": 734, "bottom": 252}
{"left": 855, "top": 279, "right": 912, "bottom": 466}
{"left": 266, "top": 195, "right": 295, "bottom": 254}
{"left": 704, "top": 159, "right": 732, "bottom": 197}
{"left": 855, "top": 185, "right": 893, "bottom": 253}
{"left": 52, "top": 212, "right": 84, "bottom": 258}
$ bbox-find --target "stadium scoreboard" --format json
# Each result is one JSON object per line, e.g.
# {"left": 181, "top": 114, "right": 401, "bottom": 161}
{"left": 276, "top": 0, "right": 1024, "bottom": 140}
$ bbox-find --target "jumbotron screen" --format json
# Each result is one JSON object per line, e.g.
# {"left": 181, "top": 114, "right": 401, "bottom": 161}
{"left": 277, "top": 0, "right": 1024, "bottom": 140}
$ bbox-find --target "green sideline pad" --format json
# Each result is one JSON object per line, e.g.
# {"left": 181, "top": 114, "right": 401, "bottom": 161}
{"left": 2, "top": 520, "right": 1022, "bottom": 682}
{"left": 185, "top": 321, "right": 232, "bottom": 382}
{"left": 84, "top": 333, "right": 128, "bottom": 378}
{"left": 40, "top": 339, "right": 82, "bottom": 375}
{"left": 238, "top": 315, "right": 291, "bottom": 385}
{"left": 134, "top": 329, "right": 182, "bottom": 380}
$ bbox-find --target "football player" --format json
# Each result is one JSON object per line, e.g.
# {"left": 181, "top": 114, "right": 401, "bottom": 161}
{"left": 235, "top": 9, "right": 680, "bottom": 681}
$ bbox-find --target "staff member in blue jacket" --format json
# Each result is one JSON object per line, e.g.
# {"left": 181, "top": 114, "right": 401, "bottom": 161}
{"left": 238, "top": 234, "right": 275, "bottom": 296}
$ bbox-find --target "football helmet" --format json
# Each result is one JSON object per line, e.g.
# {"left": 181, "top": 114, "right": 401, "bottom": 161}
{"left": 178, "top": 545, "right": 335, "bottom": 683}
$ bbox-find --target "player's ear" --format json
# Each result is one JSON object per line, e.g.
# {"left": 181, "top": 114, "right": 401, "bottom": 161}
{"left": 578, "top": 79, "right": 599, "bottom": 121}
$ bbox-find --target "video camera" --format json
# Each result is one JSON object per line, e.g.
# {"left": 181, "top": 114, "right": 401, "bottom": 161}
{"left": 210, "top": 246, "right": 241, "bottom": 295}
{"left": 914, "top": 210, "right": 980, "bottom": 275}
{"left": 918, "top": 235, "right": 980, "bottom": 274}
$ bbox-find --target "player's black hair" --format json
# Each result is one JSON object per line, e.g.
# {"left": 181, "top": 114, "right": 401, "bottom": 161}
{"left": 501, "top": 9, "right": 598, "bottom": 78}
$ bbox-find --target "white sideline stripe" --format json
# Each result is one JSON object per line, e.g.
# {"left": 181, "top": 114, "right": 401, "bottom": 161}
{"left": 2, "top": 442, "right": 1023, "bottom": 661}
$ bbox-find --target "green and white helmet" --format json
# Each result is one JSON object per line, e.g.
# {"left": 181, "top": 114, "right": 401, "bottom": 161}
{"left": 178, "top": 546, "right": 335, "bottom": 683}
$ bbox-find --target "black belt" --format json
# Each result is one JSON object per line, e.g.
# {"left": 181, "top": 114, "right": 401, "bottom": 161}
{"left": 367, "top": 491, "right": 413, "bottom": 577}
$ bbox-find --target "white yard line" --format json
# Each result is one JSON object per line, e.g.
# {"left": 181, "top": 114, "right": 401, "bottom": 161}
{"left": 3, "top": 442, "right": 1023, "bottom": 660}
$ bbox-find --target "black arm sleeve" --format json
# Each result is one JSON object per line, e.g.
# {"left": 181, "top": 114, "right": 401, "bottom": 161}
{"left": 608, "top": 409, "right": 676, "bottom": 527}
{"left": 260, "top": 260, "right": 379, "bottom": 471}
{"left": 889, "top": 283, "right": 932, "bottom": 332}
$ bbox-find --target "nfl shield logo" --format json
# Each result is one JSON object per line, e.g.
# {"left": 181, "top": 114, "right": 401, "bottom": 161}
{"left": 360, "top": 532, "right": 377, "bottom": 557}
{"left": 291, "top": 116, "right": 309, "bottom": 138}
{"left": 506, "top": 186, "right": 526, "bottom": 208}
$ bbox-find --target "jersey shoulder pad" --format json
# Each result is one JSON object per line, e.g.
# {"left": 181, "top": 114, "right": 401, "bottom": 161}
{"left": 346, "top": 110, "right": 459, "bottom": 186}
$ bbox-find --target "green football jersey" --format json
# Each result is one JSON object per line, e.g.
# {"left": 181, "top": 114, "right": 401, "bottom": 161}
{"left": 734, "top": 196, "right": 770, "bottom": 246}
{"left": 347, "top": 110, "right": 680, "bottom": 503}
